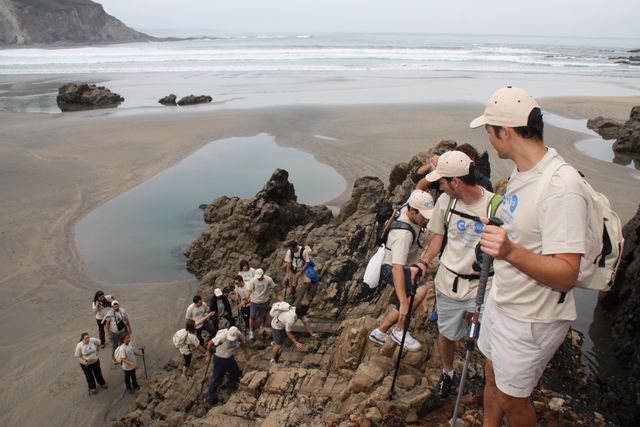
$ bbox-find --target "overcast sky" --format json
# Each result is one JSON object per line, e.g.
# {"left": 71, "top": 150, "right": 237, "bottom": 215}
{"left": 99, "top": 0, "right": 640, "bottom": 39}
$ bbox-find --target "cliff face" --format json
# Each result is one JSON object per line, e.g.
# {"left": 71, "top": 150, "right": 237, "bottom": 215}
{"left": 0, "top": 0, "right": 151, "bottom": 45}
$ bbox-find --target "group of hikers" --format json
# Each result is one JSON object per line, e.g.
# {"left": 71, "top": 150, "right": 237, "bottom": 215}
{"left": 369, "top": 86, "right": 591, "bottom": 427}
{"left": 77, "top": 86, "right": 592, "bottom": 426}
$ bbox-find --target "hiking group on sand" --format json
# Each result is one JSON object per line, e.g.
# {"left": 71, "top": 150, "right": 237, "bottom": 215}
{"left": 76, "top": 87, "right": 622, "bottom": 426}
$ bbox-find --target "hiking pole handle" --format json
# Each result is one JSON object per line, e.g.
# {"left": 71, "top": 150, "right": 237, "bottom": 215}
{"left": 476, "top": 217, "right": 503, "bottom": 305}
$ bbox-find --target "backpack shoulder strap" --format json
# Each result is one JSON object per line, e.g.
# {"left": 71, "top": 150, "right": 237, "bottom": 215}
{"left": 440, "top": 198, "right": 458, "bottom": 257}
{"left": 388, "top": 220, "right": 417, "bottom": 243}
{"left": 487, "top": 194, "right": 503, "bottom": 217}
{"left": 535, "top": 157, "right": 568, "bottom": 205}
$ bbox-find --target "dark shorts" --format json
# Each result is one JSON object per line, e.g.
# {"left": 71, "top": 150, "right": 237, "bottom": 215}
{"left": 380, "top": 264, "right": 415, "bottom": 310}
{"left": 250, "top": 302, "right": 270, "bottom": 319}
{"left": 183, "top": 353, "right": 193, "bottom": 368}
{"left": 272, "top": 328, "right": 286, "bottom": 345}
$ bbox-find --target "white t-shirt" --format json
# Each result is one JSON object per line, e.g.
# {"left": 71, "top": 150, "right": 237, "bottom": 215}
{"left": 427, "top": 190, "right": 496, "bottom": 301}
{"left": 246, "top": 275, "right": 276, "bottom": 304}
{"left": 382, "top": 207, "right": 423, "bottom": 266}
{"left": 284, "top": 246, "right": 312, "bottom": 271}
{"left": 75, "top": 338, "right": 101, "bottom": 364}
{"left": 235, "top": 285, "right": 248, "bottom": 302}
{"left": 491, "top": 148, "right": 587, "bottom": 322}
{"left": 116, "top": 343, "right": 137, "bottom": 371}
{"left": 212, "top": 333, "right": 243, "bottom": 359}
{"left": 185, "top": 302, "right": 209, "bottom": 330}
{"left": 104, "top": 308, "right": 128, "bottom": 333}
{"left": 176, "top": 330, "right": 200, "bottom": 355}
{"left": 271, "top": 308, "right": 307, "bottom": 332}
{"left": 239, "top": 268, "right": 255, "bottom": 285}
{"left": 92, "top": 295, "right": 114, "bottom": 320}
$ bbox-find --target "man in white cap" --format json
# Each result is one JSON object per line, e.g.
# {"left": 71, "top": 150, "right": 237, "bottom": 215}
{"left": 208, "top": 288, "right": 235, "bottom": 336}
{"left": 369, "top": 189, "right": 434, "bottom": 351}
{"left": 204, "top": 326, "right": 249, "bottom": 405}
{"left": 470, "top": 86, "right": 587, "bottom": 426}
{"left": 412, "top": 150, "right": 501, "bottom": 398}
{"left": 270, "top": 303, "right": 318, "bottom": 365}
{"left": 103, "top": 300, "right": 132, "bottom": 363}
{"left": 245, "top": 268, "right": 277, "bottom": 341}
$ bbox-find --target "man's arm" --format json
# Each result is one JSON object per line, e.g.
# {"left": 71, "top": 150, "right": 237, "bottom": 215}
{"left": 416, "top": 233, "right": 444, "bottom": 275}
{"left": 286, "top": 330, "right": 304, "bottom": 351}
{"left": 302, "top": 320, "right": 319, "bottom": 338}
{"left": 480, "top": 222, "right": 580, "bottom": 291}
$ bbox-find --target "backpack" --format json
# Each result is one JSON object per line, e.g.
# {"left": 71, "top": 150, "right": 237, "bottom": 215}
{"left": 172, "top": 329, "right": 189, "bottom": 348}
{"left": 536, "top": 158, "right": 623, "bottom": 291}
{"left": 269, "top": 301, "right": 291, "bottom": 319}
{"left": 114, "top": 344, "right": 126, "bottom": 364}
{"left": 374, "top": 202, "right": 423, "bottom": 248}
{"left": 441, "top": 194, "right": 503, "bottom": 257}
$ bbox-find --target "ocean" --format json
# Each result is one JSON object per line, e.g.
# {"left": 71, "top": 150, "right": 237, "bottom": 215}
{"left": 0, "top": 33, "right": 639, "bottom": 112}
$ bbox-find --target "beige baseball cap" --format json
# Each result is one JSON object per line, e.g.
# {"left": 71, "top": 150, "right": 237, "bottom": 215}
{"left": 425, "top": 150, "right": 472, "bottom": 182}
{"left": 226, "top": 326, "right": 240, "bottom": 341}
{"left": 255, "top": 268, "right": 264, "bottom": 278}
{"left": 469, "top": 86, "right": 540, "bottom": 128}
{"left": 407, "top": 190, "right": 435, "bottom": 219}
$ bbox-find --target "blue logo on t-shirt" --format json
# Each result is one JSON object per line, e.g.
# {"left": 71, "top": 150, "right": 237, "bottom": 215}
{"left": 474, "top": 221, "right": 484, "bottom": 234}
{"left": 510, "top": 195, "right": 518, "bottom": 213}
{"left": 456, "top": 220, "right": 466, "bottom": 231}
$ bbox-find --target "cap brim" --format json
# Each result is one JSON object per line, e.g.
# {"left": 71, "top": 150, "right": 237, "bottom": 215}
{"left": 469, "top": 115, "right": 487, "bottom": 129}
{"left": 226, "top": 334, "right": 238, "bottom": 341}
{"left": 424, "top": 170, "right": 442, "bottom": 182}
{"left": 418, "top": 208, "right": 433, "bottom": 219}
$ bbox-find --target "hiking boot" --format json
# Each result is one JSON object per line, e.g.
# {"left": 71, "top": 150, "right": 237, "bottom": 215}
{"left": 434, "top": 371, "right": 455, "bottom": 399}
{"left": 390, "top": 327, "right": 422, "bottom": 351}
{"left": 368, "top": 328, "right": 387, "bottom": 346}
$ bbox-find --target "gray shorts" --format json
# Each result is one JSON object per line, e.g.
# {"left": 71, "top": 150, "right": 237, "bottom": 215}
{"left": 272, "top": 328, "right": 286, "bottom": 345}
{"left": 250, "top": 302, "right": 270, "bottom": 319}
{"left": 436, "top": 290, "right": 486, "bottom": 341}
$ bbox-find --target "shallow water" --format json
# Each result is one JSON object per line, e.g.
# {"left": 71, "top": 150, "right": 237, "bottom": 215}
{"left": 75, "top": 133, "right": 345, "bottom": 284}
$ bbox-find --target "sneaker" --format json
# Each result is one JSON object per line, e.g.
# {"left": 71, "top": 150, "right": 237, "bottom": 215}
{"left": 248, "top": 330, "right": 255, "bottom": 341}
{"left": 368, "top": 328, "right": 387, "bottom": 346}
{"left": 100, "top": 383, "right": 108, "bottom": 389}
{"left": 390, "top": 327, "right": 422, "bottom": 351}
{"left": 434, "top": 371, "right": 455, "bottom": 399}
{"left": 133, "top": 384, "right": 141, "bottom": 391}
{"left": 269, "top": 358, "right": 277, "bottom": 365}
{"left": 88, "top": 389, "right": 98, "bottom": 396}
{"left": 127, "top": 388, "right": 135, "bottom": 395}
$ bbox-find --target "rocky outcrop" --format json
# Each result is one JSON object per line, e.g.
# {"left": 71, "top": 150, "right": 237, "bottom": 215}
{"left": 109, "top": 141, "right": 634, "bottom": 426}
{"left": 0, "top": 0, "right": 151, "bottom": 45}
{"left": 587, "top": 116, "right": 624, "bottom": 140}
{"left": 56, "top": 83, "right": 124, "bottom": 111}
{"left": 159, "top": 94, "right": 177, "bottom": 106}
{"left": 612, "top": 106, "right": 640, "bottom": 153}
{"left": 177, "top": 95, "right": 213, "bottom": 106}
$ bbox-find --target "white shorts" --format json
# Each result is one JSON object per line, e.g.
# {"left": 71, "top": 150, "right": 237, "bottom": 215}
{"left": 478, "top": 296, "right": 570, "bottom": 398}
{"left": 436, "top": 291, "right": 486, "bottom": 342}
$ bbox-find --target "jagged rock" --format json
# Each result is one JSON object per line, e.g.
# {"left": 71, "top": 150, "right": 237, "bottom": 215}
{"left": 56, "top": 83, "right": 124, "bottom": 111}
{"left": 159, "top": 94, "right": 177, "bottom": 106}
{"left": 587, "top": 116, "right": 624, "bottom": 140}
{"left": 612, "top": 106, "right": 640, "bottom": 153}
{"left": 177, "top": 95, "right": 213, "bottom": 106}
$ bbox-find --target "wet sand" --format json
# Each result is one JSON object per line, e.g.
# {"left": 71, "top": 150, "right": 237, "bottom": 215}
{"left": 0, "top": 97, "right": 639, "bottom": 426}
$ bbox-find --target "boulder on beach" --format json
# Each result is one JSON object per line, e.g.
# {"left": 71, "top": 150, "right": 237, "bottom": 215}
{"left": 56, "top": 83, "right": 124, "bottom": 112}
{"left": 158, "top": 94, "right": 177, "bottom": 106}
{"left": 587, "top": 116, "right": 623, "bottom": 140}
{"left": 612, "top": 106, "right": 640, "bottom": 154}
{"left": 177, "top": 94, "right": 213, "bottom": 106}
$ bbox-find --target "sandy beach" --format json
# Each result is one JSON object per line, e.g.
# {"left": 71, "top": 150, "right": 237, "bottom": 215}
{"left": 0, "top": 97, "right": 639, "bottom": 426}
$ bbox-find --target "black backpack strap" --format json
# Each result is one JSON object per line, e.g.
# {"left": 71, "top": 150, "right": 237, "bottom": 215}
{"left": 440, "top": 198, "right": 457, "bottom": 257}
{"left": 444, "top": 265, "right": 490, "bottom": 293}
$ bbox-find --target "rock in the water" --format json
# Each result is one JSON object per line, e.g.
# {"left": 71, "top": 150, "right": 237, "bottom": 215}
{"left": 177, "top": 94, "right": 213, "bottom": 106}
{"left": 158, "top": 94, "right": 177, "bottom": 106}
{"left": 56, "top": 83, "right": 124, "bottom": 111}
{"left": 612, "top": 106, "right": 640, "bottom": 153}
{"left": 587, "top": 116, "right": 624, "bottom": 140}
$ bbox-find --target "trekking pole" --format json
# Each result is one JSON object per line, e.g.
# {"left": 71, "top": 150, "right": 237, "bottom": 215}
{"left": 450, "top": 217, "right": 503, "bottom": 426}
{"left": 388, "top": 268, "right": 422, "bottom": 400}
{"left": 139, "top": 347, "right": 148, "bottom": 379}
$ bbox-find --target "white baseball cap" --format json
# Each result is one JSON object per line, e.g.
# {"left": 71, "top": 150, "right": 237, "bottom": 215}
{"left": 226, "top": 326, "right": 240, "bottom": 341}
{"left": 425, "top": 151, "right": 472, "bottom": 182}
{"left": 407, "top": 190, "right": 435, "bottom": 219}
{"left": 255, "top": 268, "right": 264, "bottom": 278}
{"left": 469, "top": 86, "right": 540, "bottom": 129}
{"left": 214, "top": 288, "right": 223, "bottom": 297}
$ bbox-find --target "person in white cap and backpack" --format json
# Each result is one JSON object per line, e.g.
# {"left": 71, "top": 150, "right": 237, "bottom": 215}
{"left": 204, "top": 326, "right": 249, "bottom": 405}
{"left": 470, "top": 86, "right": 588, "bottom": 427}
{"left": 368, "top": 189, "right": 434, "bottom": 352}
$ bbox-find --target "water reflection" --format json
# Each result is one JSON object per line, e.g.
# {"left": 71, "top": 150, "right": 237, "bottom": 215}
{"left": 75, "top": 133, "right": 346, "bottom": 284}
